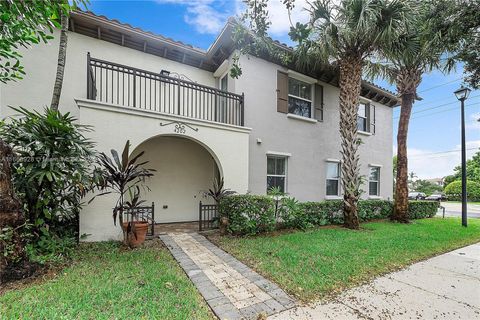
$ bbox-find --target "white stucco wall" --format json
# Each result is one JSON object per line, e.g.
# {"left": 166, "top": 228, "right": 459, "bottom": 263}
{"left": 78, "top": 99, "right": 250, "bottom": 241}
{"left": 230, "top": 55, "right": 394, "bottom": 201}
{"left": 131, "top": 136, "right": 218, "bottom": 223}
{"left": 0, "top": 29, "right": 215, "bottom": 119}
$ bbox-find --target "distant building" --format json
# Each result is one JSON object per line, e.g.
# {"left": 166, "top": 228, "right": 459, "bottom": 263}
{"left": 426, "top": 178, "right": 445, "bottom": 188}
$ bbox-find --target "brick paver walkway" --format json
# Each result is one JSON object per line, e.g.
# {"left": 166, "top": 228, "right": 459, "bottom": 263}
{"left": 160, "top": 233, "right": 295, "bottom": 319}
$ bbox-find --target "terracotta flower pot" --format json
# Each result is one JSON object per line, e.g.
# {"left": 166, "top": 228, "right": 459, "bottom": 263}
{"left": 122, "top": 221, "right": 149, "bottom": 247}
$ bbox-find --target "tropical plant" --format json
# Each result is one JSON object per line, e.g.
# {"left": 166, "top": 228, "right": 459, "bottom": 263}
{"left": 50, "top": 10, "right": 69, "bottom": 111}
{"left": 283, "top": 0, "right": 410, "bottom": 228}
{"left": 267, "top": 186, "right": 284, "bottom": 218}
{"left": 430, "top": 0, "right": 480, "bottom": 89}
{"left": 92, "top": 141, "right": 155, "bottom": 245}
{"left": 207, "top": 177, "right": 236, "bottom": 203}
{"left": 0, "top": 107, "right": 95, "bottom": 231}
{"left": 452, "top": 150, "right": 480, "bottom": 183}
{"left": 366, "top": 0, "right": 453, "bottom": 222}
{"left": 0, "top": 0, "right": 86, "bottom": 83}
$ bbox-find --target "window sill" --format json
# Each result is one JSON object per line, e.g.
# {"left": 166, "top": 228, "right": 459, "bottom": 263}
{"left": 368, "top": 196, "right": 382, "bottom": 200}
{"left": 358, "top": 131, "right": 373, "bottom": 136}
{"left": 287, "top": 113, "right": 318, "bottom": 123}
{"left": 325, "top": 196, "right": 342, "bottom": 200}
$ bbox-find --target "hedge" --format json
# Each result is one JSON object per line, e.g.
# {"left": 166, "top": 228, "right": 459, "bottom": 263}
{"left": 219, "top": 195, "right": 440, "bottom": 235}
{"left": 408, "top": 200, "right": 440, "bottom": 219}
{"left": 444, "top": 180, "right": 480, "bottom": 202}
{"left": 218, "top": 195, "right": 275, "bottom": 235}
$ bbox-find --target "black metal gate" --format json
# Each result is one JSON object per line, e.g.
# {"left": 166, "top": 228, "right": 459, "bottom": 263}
{"left": 123, "top": 202, "right": 156, "bottom": 237}
{"left": 199, "top": 201, "right": 219, "bottom": 231}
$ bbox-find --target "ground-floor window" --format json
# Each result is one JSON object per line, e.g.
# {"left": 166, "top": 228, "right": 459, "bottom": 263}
{"left": 369, "top": 166, "right": 380, "bottom": 196}
{"left": 326, "top": 161, "right": 341, "bottom": 196}
{"left": 267, "top": 156, "right": 287, "bottom": 193}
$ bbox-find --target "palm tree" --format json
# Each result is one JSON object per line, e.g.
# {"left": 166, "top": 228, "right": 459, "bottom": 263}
{"left": 50, "top": 10, "right": 69, "bottom": 111}
{"left": 366, "top": 1, "right": 451, "bottom": 222}
{"left": 293, "top": 0, "right": 410, "bottom": 228}
{"left": 239, "top": 0, "right": 410, "bottom": 229}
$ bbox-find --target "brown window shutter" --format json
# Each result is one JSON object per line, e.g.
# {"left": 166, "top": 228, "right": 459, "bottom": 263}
{"left": 371, "top": 104, "right": 376, "bottom": 134}
{"left": 314, "top": 84, "right": 324, "bottom": 121}
{"left": 277, "top": 70, "right": 288, "bottom": 113}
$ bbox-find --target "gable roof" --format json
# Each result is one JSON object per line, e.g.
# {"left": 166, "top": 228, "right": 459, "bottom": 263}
{"left": 69, "top": 10, "right": 399, "bottom": 107}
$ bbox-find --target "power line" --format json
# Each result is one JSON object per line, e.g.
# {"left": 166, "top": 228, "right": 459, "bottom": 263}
{"left": 393, "top": 102, "right": 479, "bottom": 121}
{"left": 409, "top": 147, "right": 479, "bottom": 158}
{"left": 393, "top": 95, "right": 480, "bottom": 119}
{"left": 418, "top": 77, "right": 464, "bottom": 93}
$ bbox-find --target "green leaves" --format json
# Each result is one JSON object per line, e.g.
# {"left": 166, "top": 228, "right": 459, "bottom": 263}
{"left": 0, "top": 0, "right": 89, "bottom": 83}
{"left": 0, "top": 106, "right": 95, "bottom": 226}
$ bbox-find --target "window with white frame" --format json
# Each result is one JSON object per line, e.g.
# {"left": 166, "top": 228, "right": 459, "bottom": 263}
{"left": 369, "top": 166, "right": 380, "bottom": 196}
{"left": 357, "top": 102, "right": 369, "bottom": 132}
{"left": 326, "top": 161, "right": 341, "bottom": 196}
{"left": 288, "top": 77, "right": 312, "bottom": 118}
{"left": 267, "top": 156, "right": 287, "bottom": 193}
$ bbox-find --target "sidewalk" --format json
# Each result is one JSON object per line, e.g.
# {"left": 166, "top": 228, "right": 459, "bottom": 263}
{"left": 160, "top": 233, "right": 295, "bottom": 320}
{"left": 270, "top": 243, "right": 480, "bottom": 319}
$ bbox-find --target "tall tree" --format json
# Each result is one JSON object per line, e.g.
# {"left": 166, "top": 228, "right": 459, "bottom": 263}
{"left": 50, "top": 11, "right": 69, "bottom": 111}
{"left": 366, "top": 0, "right": 453, "bottom": 222}
{"left": 237, "top": 0, "right": 410, "bottom": 229}
{"left": 433, "top": 0, "right": 480, "bottom": 89}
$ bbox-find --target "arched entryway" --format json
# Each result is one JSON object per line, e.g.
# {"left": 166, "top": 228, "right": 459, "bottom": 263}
{"left": 131, "top": 135, "right": 220, "bottom": 224}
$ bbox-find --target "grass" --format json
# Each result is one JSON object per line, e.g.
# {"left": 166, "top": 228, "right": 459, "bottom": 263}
{"left": 0, "top": 241, "right": 212, "bottom": 320}
{"left": 213, "top": 218, "right": 480, "bottom": 302}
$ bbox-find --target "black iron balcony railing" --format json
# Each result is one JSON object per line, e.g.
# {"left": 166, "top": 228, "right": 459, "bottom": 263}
{"left": 87, "top": 53, "right": 244, "bottom": 126}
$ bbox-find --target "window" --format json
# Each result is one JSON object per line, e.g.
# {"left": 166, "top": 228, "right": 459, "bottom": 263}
{"left": 357, "top": 102, "right": 369, "bottom": 132}
{"left": 288, "top": 78, "right": 312, "bottom": 118}
{"left": 369, "top": 166, "right": 380, "bottom": 196}
{"left": 267, "top": 156, "right": 287, "bottom": 193}
{"left": 326, "top": 162, "right": 341, "bottom": 196}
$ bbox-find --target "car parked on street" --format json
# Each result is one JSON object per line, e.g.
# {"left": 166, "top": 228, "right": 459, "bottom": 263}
{"left": 408, "top": 192, "right": 426, "bottom": 200}
{"left": 425, "top": 194, "right": 447, "bottom": 201}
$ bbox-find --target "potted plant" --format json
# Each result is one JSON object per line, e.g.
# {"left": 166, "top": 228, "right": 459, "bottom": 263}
{"left": 91, "top": 140, "right": 155, "bottom": 247}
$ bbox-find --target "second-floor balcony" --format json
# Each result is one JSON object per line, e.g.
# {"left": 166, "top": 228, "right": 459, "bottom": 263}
{"left": 86, "top": 54, "right": 245, "bottom": 126}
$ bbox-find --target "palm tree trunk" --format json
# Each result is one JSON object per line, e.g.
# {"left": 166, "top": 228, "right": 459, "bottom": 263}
{"left": 339, "top": 55, "right": 363, "bottom": 229}
{"left": 392, "top": 68, "right": 422, "bottom": 222}
{"left": 50, "top": 12, "right": 69, "bottom": 111}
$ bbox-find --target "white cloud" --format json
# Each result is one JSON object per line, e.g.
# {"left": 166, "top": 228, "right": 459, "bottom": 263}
{"left": 466, "top": 112, "right": 480, "bottom": 131}
{"left": 155, "top": 0, "right": 229, "bottom": 34}
{"left": 397, "top": 140, "right": 480, "bottom": 179}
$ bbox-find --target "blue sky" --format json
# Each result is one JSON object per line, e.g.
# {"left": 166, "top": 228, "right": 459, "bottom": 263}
{"left": 85, "top": 0, "right": 480, "bottom": 179}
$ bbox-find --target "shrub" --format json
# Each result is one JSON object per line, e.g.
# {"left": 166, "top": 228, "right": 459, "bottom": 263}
{"left": 219, "top": 195, "right": 275, "bottom": 235}
{"left": 300, "top": 200, "right": 343, "bottom": 225}
{"left": 444, "top": 180, "right": 480, "bottom": 202}
{"left": 0, "top": 107, "right": 95, "bottom": 263}
{"left": 219, "top": 195, "right": 439, "bottom": 235}
{"left": 358, "top": 200, "right": 393, "bottom": 221}
{"left": 408, "top": 201, "right": 439, "bottom": 219}
{"left": 278, "top": 197, "right": 313, "bottom": 230}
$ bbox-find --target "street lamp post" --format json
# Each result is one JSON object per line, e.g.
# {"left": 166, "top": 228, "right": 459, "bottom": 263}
{"left": 454, "top": 86, "right": 471, "bottom": 227}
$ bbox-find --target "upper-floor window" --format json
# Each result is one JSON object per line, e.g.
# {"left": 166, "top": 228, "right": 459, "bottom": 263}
{"left": 369, "top": 166, "right": 380, "bottom": 196}
{"left": 288, "top": 78, "right": 312, "bottom": 118}
{"left": 326, "top": 161, "right": 341, "bottom": 196}
{"left": 357, "top": 102, "right": 369, "bottom": 132}
{"left": 267, "top": 156, "right": 287, "bottom": 193}
{"left": 277, "top": 71, "right": 323, "bottom": 121}
{"left": 357, "top": 102, "right": 376, "bottom": 133}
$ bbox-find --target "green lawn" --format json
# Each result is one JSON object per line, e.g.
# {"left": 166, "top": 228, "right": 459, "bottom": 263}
{"left": 0, "top": 241, "right": 212, "bottom": 320}
{"left": 212, "top": 218, "right": 480, "bottom": 302}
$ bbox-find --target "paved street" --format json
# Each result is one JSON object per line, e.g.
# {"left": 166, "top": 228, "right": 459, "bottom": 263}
{"left": 438, "top": 202, "right": 480, "bottom": 219}
{"left": 270, "top": 243, "right": 480, "bottom": 320}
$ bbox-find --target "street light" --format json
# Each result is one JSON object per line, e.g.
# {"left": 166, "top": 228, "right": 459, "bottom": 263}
{"left": 454, "top": 86, "right": 471, "bottom": 227}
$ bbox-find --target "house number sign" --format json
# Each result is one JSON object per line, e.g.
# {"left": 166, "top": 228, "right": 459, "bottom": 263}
{"left": 159, "top": 121, "right": 199, "bottom": 133}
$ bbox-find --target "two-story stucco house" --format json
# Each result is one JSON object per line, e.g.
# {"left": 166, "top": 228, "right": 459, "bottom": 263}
{"left": 0, "top": 11, "right": 398, "bottom": 241}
